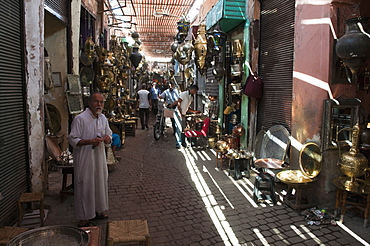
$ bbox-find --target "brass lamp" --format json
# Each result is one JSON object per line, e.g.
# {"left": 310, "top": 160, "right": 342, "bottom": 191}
{"left": 231, "top": 39, "right": 244, "bottom": 76}
{"left": 194, "top": 24, "right": 208, "bottom": 75}
{"left": 208, "top": 29, "right": 227, "bottom": 54}
{"left": 129, "top": 43, "right": 143, "bottom": 68}
{"left": 177, "top": 16, "right": 190, "bottom": 43}
{"left": 208, "top": 28, "right": 227, "bottom": 82}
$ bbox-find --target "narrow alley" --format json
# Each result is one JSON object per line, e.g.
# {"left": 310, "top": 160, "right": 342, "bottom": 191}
{"left": 44, "top": 122, "right": 370, "bottom": 246}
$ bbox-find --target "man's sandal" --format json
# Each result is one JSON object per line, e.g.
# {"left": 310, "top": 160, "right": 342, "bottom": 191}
{"left": 78, "top": 221, "right": 95, "bottom": 227}
{"left": 92, "top": 212, "right": 109, "bottom": 220}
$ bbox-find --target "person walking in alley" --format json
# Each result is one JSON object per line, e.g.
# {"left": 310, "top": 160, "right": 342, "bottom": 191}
{"left": 137, "top": 83, "right": 151, "bottom": 129}
{"left": 150, "top": 82, "right": 161, "bottom": 115}
{"left": 68, "top": 92, "right": 112, "bottom": 227}
{"left": 159, "top": 82, "right": 181, "bottom": 148}
{"left": 177, "top": 84, "right": 200, "bottom": 147}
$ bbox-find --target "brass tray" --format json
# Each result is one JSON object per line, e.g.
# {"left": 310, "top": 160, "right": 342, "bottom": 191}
{"left": 276, "top": 170, "right": 314, "bottom": 184}
{"left": 332, "top": 176, "right": 370, "bottom": 194}
{"left": 6, "top": 225, "right": 89, "bottom": 246}
{"left": 277, "top": 142, "right": 321, "bottom": 184}
{"left": 45, "top": 136, "right": 62, "bottom": 163}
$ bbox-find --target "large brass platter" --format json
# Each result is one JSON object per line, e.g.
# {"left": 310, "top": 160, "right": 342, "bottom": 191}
{"left": 45, "top": 136, "right": 62, "bottom": 163}
{"left": 80, "top": 66, "right": 94, "bottom": 84}
{"left": 276, "top": 170, "right": 314, "bottom": 184}
{"left": 277, "top": 142, "right": 322, "bottom": 184}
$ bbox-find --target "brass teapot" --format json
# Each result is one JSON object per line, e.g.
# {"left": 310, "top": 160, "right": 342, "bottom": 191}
{"left": 337, "top": 123, "right": 369, "bottom": 188}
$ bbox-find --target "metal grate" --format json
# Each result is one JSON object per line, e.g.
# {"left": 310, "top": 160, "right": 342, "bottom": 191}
{"left": 0, "top": 0, "right": 28, "bottom": 225}
{"left": 44, "top": 0, "right": 69, "bottom": 24}
{"left": 257, "top": 0, "right": 295, "bottom": 132}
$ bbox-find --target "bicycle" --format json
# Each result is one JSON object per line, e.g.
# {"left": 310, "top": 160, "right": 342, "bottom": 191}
{"left": 153, "top": 101, "right": 166, "bottom": 140}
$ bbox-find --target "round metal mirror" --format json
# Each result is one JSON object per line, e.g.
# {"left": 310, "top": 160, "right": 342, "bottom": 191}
{"left": 299, "top": 142, "right": 322, "bottom": 179}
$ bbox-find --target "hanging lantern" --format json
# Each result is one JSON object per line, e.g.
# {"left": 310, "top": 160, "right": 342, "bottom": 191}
{"left": 208, "top": 29, "right": 227, "bottom": 54}
{"left": 194, "top": 24, "right": 208, "bottom": 75}
{"left": 84, "top": 36, "right": 95, "bottom": 59}
{"left": 336, "top": 17, "right": 370, "bottom": 77}
{"left": 177, "top": 16, "right": 190, "bottom": 43}
{"left": 171, "top": 37, "right": 179, "bottom": 53}
{"left": 131, "top": 32, "right": 140, "bottom": 42}
{"left": 174, "top": 40, "right": 193, "bottom": 65}
{"left": 129, "top": 44, "right": 143, "bottom": 68}
{"left": 232, "top": 39, "right": 244, "bottom": 58}
{"left": 213, "top": 55, "right": 225, "bottom": 83}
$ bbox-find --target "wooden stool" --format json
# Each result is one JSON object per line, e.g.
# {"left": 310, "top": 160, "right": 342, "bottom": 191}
{"left": 124, "top": 120, "right": 136, "bottom": 136}
{"left": 253, "top": 172, "right": 277, "bottom": 204}
{"left": 106, "top": 220, "right": 150, "bottom": 246}
{"left": 0, "top": 226, "right": 28, "bottom": 246}
{"left": 130, "top": 117, "right": 139, "bottom": 129}
{"left": 284, "top": 182, "right": 314, "bottom": 210}
{"left": 17, "top": 192, "right": 45, "bottom": 227}
{"left": 335, "top": 188, "right": 370, "bottom": 228}
{"left": 60, "top": 166, "right": 74, "bottom": 202}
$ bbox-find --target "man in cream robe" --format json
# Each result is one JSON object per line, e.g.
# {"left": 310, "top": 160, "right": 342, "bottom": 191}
{"left": 68, "top": 93, "right": 112, "bottom": 227}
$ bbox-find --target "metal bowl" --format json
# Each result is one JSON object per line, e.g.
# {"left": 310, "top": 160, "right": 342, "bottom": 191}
{"left": 6, "top": 225, "right": 89, "bottom": 246}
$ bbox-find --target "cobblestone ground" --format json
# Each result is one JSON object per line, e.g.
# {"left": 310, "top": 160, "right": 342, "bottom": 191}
{"left": 44, "top": 120, "right": 370, "bottom": 246}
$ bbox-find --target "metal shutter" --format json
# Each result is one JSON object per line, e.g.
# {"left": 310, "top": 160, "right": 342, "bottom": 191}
{"left": 257, "top": 0, "right": 295, "bottom": 132}
{"left": 205, "top": 68, "right": 219, "bottom": 96}
{"left": 45, "top": 0, "right": 69, "bottom": 24}
{"left": 0, "top": 0, "right": 29, "bottom": 225}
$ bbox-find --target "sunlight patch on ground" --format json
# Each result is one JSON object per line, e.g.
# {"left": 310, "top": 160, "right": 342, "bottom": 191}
{"left": 253, "top": 228, "right": 270, "bottom": 245}
{"left": 336, "top": 222, "right": 370, "bottom": 246}
{"left": 181, "top": 148, "right": 240, "bottom": 245}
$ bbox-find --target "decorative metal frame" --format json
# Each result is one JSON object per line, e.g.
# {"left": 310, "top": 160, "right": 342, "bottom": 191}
{"left": 321, "top": 98, "right": 361, "bottom": 150}
{"left": 52, "top": 72, "right": 62, "bottom": 87}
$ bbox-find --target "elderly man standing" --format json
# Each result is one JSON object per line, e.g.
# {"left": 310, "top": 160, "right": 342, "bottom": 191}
{"left": 68, "top": 92, "right": 112, "bottom": 227}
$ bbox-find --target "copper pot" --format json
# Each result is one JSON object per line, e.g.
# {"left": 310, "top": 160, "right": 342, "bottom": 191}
{"left": 225, "top": 136, "right": 239, "bottom": 149}
{"left": 215, "top": 140, "right": 229, "bottom": 152}
{"left": 208, "top": 138, "right": 216, "bottom": 149}
{"left": 232, "top": 125, "right": 245, "bottom": 137}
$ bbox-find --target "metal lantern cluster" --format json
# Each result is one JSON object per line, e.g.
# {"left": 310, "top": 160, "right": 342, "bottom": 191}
{"left": 208, "top": 29, "right": 227, "bottom": 83}
{"left": 170, "top": 20, "right": 246, "bottom": 86}
{"left": 336, "top": 17, "right": 370, "bottom": 80}
{"left": 171, "top": 16, "right": 193, "bottom": 66}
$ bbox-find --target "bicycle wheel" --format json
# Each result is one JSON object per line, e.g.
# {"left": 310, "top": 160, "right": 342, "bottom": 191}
{"left": 153, "top": 122, "right": 162, "bottom": 140}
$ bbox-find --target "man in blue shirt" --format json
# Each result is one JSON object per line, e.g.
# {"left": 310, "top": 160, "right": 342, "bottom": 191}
{"left": 150, "top": 82, "right": 161, "bottom": 115}
{"left": 159, "top": 82, "right": 181, "bottom": 148}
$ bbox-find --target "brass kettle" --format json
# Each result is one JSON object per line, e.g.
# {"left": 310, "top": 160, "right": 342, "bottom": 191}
{"left": 337, "top": 123, "right": 369, "bottom": 188}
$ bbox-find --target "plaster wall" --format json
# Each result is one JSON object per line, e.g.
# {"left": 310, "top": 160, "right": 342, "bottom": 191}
{"left": 292, "top": 1, "right": 337, "bottom": 208}
{"left": 292, "top": 2, "right": 332, "bottom": 155}
{"left": 24, "top": 0, "right": 45, "bottom": 192}
{"left": 44, "top": 12, "right": 70, "bottom": 151}
{"left": 82, "top": 0, "right": 99, "bottom": 17}
{"left": 195, "top": 0, "right": 219, "bottom": 24}
{"left": 71, "top": 0, "right": 82, "bottom": 75}
{"left": 292, "top": 0, "right": 370, "bottom": 208}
